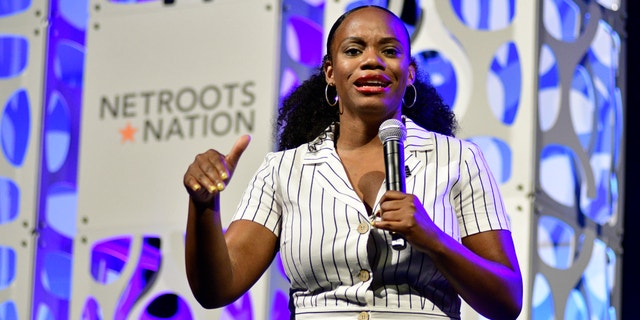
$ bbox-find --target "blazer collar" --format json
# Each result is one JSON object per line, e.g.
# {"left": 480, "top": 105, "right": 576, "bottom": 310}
{"left": 300, "top": 117, "right": 435, "bottom": 168}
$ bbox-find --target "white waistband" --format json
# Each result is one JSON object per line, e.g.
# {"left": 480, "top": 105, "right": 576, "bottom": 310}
{"left": 295, "top": 310, "right": 455, "bottom": 320}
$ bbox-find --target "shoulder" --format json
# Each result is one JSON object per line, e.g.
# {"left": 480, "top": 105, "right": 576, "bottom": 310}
{"left": 405, "top": 117, "right": 486, "bottom": 162}
{"left": 262, "top": 143, "right": 312, "bottom": 168}
{"left": 405, "top": 117, "right": 464, "bottom": 150}
{"left": 264, "top": 146, "right": 299, "bottom": 164}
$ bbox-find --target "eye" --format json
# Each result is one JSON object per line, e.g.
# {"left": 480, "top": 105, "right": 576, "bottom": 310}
{"left": 345, "top": 47, "right": 362, "bottom": 56}
{"left": 382, "top": 47, "right": 400, "bottom": 57}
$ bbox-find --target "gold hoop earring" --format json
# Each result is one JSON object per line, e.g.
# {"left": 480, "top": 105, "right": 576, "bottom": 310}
{"left": 403, "top": 84, "right": 417, "bottom": 109}
{"left": 325, "top": 84, "right": 339, "bottom": 107}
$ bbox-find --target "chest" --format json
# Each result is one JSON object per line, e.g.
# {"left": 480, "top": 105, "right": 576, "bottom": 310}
{"left": 338, "top": 152, "right": 386, "bottom": 214}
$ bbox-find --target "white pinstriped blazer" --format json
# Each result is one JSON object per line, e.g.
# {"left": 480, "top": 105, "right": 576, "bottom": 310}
{"left": 233, "top": 118, "right": 510, "bottom": 319}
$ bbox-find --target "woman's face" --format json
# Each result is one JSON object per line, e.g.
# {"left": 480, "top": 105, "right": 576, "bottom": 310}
{"left": 324, "top": 7, "right": 415, "bottom": 119}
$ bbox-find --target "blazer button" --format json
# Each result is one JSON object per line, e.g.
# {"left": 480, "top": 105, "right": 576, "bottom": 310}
{"left": 358, "top": 269, "right": 370, "bottom": 282}
{"left": 357, "top": 222, "right": 369, "bottom": 234}
{"left": 358, "top": 311, "right": 369, "bottom": 320}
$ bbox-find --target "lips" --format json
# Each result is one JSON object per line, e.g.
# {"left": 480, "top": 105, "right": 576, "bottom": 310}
{"left": 354, "top": 75, "right": 391, "bottom": 88}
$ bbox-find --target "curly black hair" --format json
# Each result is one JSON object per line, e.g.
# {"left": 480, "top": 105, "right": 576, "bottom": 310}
{"left": 275, "top": 6, "right": 457, "bottom": 151}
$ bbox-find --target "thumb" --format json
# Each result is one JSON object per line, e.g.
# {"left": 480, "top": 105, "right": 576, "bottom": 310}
{"left": 225, "top": 134, "right": 251, "bottom": 169}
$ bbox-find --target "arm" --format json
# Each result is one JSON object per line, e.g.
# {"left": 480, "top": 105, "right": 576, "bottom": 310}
{"left": 422, "top": 225, "right": 522, "bottom": 319}
{"left": 183, "top": 135, "right": 278, "bottom": 308}
{"left": 375, "top": 192, "right": 522, "bottom": 320}
{"left": 185, "top": 198, "right": 277, "bottom": 308}
{"left": 458, "top": 230, "right": 522, "bottom": 319}
{"left": 375, "top": 141, "right": 522, "bottom": 319}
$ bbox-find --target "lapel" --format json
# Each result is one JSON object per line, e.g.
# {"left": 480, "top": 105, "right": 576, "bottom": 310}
{"left": 301, "top": 125, "right": 367, "bottom": 214}
{"left": 403, "top": 118, "right": 435, "bottom": 191}
{"left": 297, "top": 119, "right": 437, "bottom": 212}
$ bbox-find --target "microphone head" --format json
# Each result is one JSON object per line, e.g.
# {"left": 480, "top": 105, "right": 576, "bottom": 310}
{"left": 378, "top": 118, "right": 407, "bottom": 143}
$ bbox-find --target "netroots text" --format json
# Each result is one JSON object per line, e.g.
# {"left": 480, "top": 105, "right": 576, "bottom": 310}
{"left": 100, "top": 81, "right": 257, "bottom": 142}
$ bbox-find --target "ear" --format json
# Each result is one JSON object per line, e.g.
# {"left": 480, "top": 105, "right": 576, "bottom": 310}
{"left": 324, "top": 59, "right": 334, "bottom": 84}
{"left": 407, "top": 62, "right": 416, "bottom": 85}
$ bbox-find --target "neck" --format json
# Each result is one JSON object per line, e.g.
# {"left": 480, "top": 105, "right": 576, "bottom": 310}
{"left": 334, "top": 119, "right": 382, "bottom": 152}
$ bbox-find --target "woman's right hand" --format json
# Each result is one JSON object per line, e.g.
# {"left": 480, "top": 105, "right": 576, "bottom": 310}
{"left": 183, "top": 135, "right": 251, "bottom": 206}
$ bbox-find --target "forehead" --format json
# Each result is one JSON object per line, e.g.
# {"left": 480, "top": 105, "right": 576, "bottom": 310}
{"left": 335, "top": 7, "right": 408, "bottom": 43}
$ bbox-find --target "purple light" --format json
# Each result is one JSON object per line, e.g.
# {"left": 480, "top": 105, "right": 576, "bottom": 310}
{"left": 537, "top": 215, "right": 576, "bottom": 269}
{"left": 538, "top": 44, "right": 561, "bottom": 131}
{"left": 452, "top": 0, "right": 516, "bottom": 31}
{"left": 1, "top": 88, "right": 30, "bottom": 167}
{"left": 54, "top": 41, "right": 85, "bottom": 88}
{"left": 414, "top": 50, "right": 457, "bottom": 109}
{"left": 344, "top": 1, "right": 422, "bottom": 38}
{"left": 91, "top": 236, "right": 132, "bottom": 284}
{"left": 114, "top": 237, "right": 161, "bottom": 320}
{"left": 279, "top": 68, "right": 300, "bottom": 100}
{"left": 487, "top": 41, "right": 521, "bottom": 125}
{"left": 539, "top": 144, "right": 581, "bottom": 207}
{"left": 42, "top": 251, "right": 72, "bottom": 299}
{"left": 32, "top": 0, "right": 86, "bottom": 316}
{"left": 270, "top": 289, "right": 290, "bottom": 320}
{"left": 81, "top": 297, "right": 102, "bottom": 320}
{"left": 543, "top": 0, "right": 583, "bottom": 42}
{"left": 532, "top": 274, "right": 555, "bottom": 320}
{"left": 44, "top": 182, "right": 77, "bottom": 238}
{"left": 44, "top": 92, "right": 72, "bottom": 173}
{"left": 220, "top": 292, "right": 254, "bottom": 320}
{"left": 0, "top": 36, "right": 28, "bottom": 78}
{"left": 59, "top": 0, "right": 88, "bottom": 30}
{"left": 286, "top": 16, "right": 323, "bottom": 67}
{"left": 0, "top": 178, "right": 19, "bottom": 224}
{"left": 346, "top": 1, "right": 389, "bottom": 11}
{"left": 0, "top": 0, "right": 31, "bottom": 17}
{"left": 0, "top": 300, "right": 18, "bottom": 319}
{"left": 0, "top": 246, "right": 16, "bottom": 290}
{"left": 570, "top": 65, "right": 595, "bottom": 149}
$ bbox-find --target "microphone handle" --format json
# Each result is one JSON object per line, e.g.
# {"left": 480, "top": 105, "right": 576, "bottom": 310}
{"left": 383, "top": 140, "right": 407, "bottom": 250}
{"left": 383, "top": 140, "right": 405, "bottom": 192}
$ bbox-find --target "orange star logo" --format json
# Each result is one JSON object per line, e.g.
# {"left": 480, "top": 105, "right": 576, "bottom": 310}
{"left": 119, "top": 122, "right": 138, "bottom": 143}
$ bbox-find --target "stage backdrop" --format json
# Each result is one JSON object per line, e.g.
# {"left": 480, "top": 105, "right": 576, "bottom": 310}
{"left": 0, "top": 0, "right": 626, "bottom": 320}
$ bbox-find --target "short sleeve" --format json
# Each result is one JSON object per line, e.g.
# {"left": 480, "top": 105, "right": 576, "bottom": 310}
{"left": 456, "top": 141, "right": 511, "bottom": 237}
{"left": 232, "top": 152, "right": 283, "bottom": 236}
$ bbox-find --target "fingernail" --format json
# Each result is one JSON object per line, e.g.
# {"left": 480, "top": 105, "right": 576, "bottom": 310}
{"left": 208, "top": 185, "right": 216, "bottom": 193}
{"left": 216, "top": 182, "right": 225, "bottom": 191}
{"left": 220, "top": 172, "right": 228, "bottom": 179}
{"left": 192, "top": 184, "right": 201, "bottom": 191}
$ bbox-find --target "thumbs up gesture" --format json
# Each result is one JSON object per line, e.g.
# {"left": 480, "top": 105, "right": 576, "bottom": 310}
{"left": 183, "top": 135, "right": 251, "bottom": 205}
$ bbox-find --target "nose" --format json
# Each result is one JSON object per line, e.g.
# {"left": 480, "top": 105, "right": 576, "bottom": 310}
{"left": 361, "top": 48, "right": 384, "bottom": 69}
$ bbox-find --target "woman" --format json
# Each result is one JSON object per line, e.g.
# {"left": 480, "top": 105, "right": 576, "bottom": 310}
{"left": 184, "top": 5, "right": 522, "bottom": 319}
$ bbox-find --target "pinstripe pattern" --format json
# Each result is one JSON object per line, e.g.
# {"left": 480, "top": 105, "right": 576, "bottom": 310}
{"left": 233, "top": 118, "right": 510, "bottom": 318}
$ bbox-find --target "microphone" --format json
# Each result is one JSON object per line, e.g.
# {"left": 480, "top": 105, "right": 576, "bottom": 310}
{"left": 378, "top": 118, "right": 407, "bottom": 250}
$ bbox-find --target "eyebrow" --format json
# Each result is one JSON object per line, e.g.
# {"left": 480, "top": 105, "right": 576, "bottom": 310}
{"left": 339, "top": 36, "right": 404, "bottom": 47}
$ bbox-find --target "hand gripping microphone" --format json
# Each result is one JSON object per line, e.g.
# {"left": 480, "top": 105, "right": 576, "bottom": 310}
{"left": 378, "top": 118, "right": 407, "bottom": 250}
